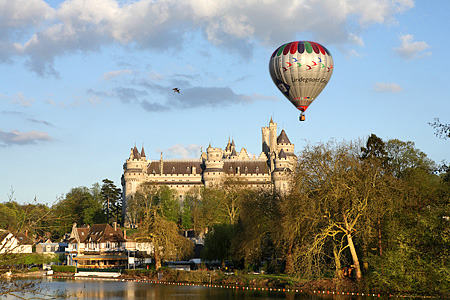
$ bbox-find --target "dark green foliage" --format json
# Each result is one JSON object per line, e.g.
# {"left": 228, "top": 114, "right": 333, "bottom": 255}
{"left": 202, "top": 223, "right": 235, "bottom": 263}
{"left": 0, "top": 204, "right": 18, "bottom": 230}
{"left": 51, "top": 265, "right": 76, "bottom": 273}
{"left": 100, "top": 179, "right": 122, "bottom": 225}
{"left": 50, "top": 185, "right": 106, "bottom": 237}
{"left": 361, "top": 133, "right": 388, "bottom": 163}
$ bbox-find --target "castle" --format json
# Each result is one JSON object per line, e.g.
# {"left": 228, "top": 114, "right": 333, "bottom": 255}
{"left": 121, "top": 118, "right": 296, "bottom": 225}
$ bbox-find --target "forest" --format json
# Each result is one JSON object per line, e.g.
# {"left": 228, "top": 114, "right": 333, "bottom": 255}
{"left": 1, "top": 134, "right": 448, "bottom": 296}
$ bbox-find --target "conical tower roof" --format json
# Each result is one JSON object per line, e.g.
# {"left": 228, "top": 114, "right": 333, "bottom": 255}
{"left": 277, "top": 129, "right": 291, "bottom": 144}
{"left": 133, "top": 146, "right": 140, "bottom": 159}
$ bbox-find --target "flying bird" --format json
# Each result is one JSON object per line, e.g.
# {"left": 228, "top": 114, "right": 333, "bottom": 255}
{"left": 172, "top": 88, "right": 180, "bottom": 94}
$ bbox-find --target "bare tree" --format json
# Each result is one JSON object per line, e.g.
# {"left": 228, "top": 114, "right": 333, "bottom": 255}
{"left": 285, "top": 140, "right": 393, "bottom": 282}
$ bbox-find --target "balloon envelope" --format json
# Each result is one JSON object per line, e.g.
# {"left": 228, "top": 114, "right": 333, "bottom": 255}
{"left": 269, "top": 41, "right": 333, "bottom": 112}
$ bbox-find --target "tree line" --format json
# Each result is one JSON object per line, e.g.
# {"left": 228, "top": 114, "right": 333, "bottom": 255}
{"left": 0, "top": 179, "right": 122, "bottom": 241}
{"left": 1, "top": 134, "right": 448, "bottom": 296}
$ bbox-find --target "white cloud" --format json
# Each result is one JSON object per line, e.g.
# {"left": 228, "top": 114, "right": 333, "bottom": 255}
{"left": 0, "top": 0, "right": 415, "bottom": 75}
{"left": 10, "top": 92, "right": 35, "bottom": 107}
{"left": 394, "top": 34, "right": 431, "bottom": 60}
{"left": 374, "top": 82, "right": 403, "bottom": 93}
{"left": 346, "top": 0, "right": 414, "bottom": 25}
{"left": 0, "top": 129, "right": 54, "bottom": 146}
{"left": 102, "top": 69, "right": 133, "bottom": 80}
{"left": 157, "top": 143, "right": 202, "bottom": 159}
{"left": 0, "top": 0, "right": 54, "bottom": 34}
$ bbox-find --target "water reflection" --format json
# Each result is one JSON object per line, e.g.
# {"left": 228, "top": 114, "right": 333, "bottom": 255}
{"left": 7, "top": 278, "right": 365, "bottom": 300}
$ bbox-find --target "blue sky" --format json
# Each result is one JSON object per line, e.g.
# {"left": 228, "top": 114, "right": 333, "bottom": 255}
{"left": 1, "top": 0, "right": 448, "bottom": 205}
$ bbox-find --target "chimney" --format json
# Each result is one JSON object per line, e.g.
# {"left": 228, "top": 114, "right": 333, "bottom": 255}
{"left": 124, "top": 230, "right": 127, "bottom": 240}
{"left": 113, "top": 222, "right": 117, "bottom": 231}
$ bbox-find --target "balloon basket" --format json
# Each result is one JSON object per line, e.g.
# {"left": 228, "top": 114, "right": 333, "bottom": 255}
{"left": 299, "top": 115, "right": 306, "bottom": 121}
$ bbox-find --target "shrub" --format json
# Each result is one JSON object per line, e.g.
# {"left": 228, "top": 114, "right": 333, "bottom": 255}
{"left": 52, "top": 265, "right": 76, "bottom": 273}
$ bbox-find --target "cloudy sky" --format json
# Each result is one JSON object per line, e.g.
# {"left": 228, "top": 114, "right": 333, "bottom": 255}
{"left": 1, "top": 0, "right": 448, "bottom": 205}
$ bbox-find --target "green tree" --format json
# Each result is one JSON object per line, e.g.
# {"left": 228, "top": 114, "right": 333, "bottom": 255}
{"left": 158, "top": 186, "right": 180, "bottom": 224}
{"left": 232, "top": 189, "right": 281, "bottom": 271}
{"left": 137, "top": 207, "right": 193, "bottom": 269}
{"left": 100, "top": 179, "right": 122, "bottom": 225}
{"left": 52, "top": 186, "right": 105, "bottom": 235}
{"left": 361, "top": 133, "right": 388, "bottom": 163}
{"left": 367, "top": 168, "right": 449, "bottom": 296}
{"left": 0, "top": 204, "right": 18, "bottom": 230}
{"left": 385, "top": 139, "right": 435, "bottom": 178}
{"left": 202, "top": 223, "right": 235, "bottom": 265}
{"left": 285, "top": 140, "right": 396, "bottom": 282}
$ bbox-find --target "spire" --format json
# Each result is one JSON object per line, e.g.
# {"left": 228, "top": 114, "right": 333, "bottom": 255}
{"left": 270, "top": 117, "right": 274, "bottom": 124}
{"left": 133, "top": 146, "right": 140, "bottom": 159}
{"left": 277, "top": 129, "right": 291, "bottom": 144}
{"left": 225, "top": 138, "right": 232, "bottom": 151}
{"left": 141, "top": 146, "right": 146, "bottom": 158}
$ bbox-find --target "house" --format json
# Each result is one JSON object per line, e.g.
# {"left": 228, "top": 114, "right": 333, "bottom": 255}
{"left": 36, "top": 242, "right": 68, "bottom": 255}
{"left": 0, "top": 230, "right": 33, "bottom": 254}
{"left": 66, "top": 223, "right": 127, "bottom": 269}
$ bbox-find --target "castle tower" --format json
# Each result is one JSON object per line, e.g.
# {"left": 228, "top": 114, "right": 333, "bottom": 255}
{"left": 202, "top": 144, "right": 224, "bottom": 187}
{"left": 272, "top": 148, "right": 292, "bottom": 193}
{"left": 276, "top": 130, "right": 296, "bottom": 162}
{"left": 269, "top": 118, "right": 277, "bottom": 155}
{"left": 122, "top": 145, "right": 149, "bottom": 225}
{"left": 262, "top": 117, "right": 277, "bottom": 158}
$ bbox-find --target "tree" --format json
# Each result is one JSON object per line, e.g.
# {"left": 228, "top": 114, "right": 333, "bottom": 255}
{"left": 137, "top": 207, "right": 193, "bottom": 269}
{"left": 429, "top": 118, "right": 450, "bottom": 140}
{"left": 202, "top": 223, "right": 235, "bottom": 265}
{"left": 367, "top": 168, "right": 450, "bottom": 296}
{"left": 0, "top": 204, "right": 18, "bottom": 231}
{"left": 233, "top": 189, "right": 282, "bottom": 272}
{"left": 100, "top": 179, "right": 122, "bottom": 225}
{"left": 361, "top": 134, "right": 388, "bottom": 163}
{"left": 286, "top": 140, "right": 395, "bottom": 282}
{"left": 385, "top": 139, "right": 436, "bottom": 178}
{"left": 52, "top": 186, "right": 105, "bottom": 235}
{"left": 158, "top": 186, "right": 180, "bottom": 224}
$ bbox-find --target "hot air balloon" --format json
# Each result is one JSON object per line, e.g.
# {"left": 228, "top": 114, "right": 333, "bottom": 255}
{"left": 269, "top": 41, "right": 333, "bottom": 121}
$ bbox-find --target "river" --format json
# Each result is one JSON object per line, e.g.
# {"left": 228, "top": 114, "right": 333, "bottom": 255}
{"left": 3, "top": 277, "right": 371, "bottom": 299}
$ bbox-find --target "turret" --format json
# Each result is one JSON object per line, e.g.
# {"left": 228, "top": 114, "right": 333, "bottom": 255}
{"left": 262, "top": 117, "right": 278, "bottom": 159}
{"left": 272, "top": 148, "right": 292, "bottom": 194}
{"left": 203, "top": 144, "right": 224, "bottom": 187}
{"left": 122, "top": 145, "right": 149, "bottom": 226}
{"left": 277, "top": 129, "right": 296, "bottom": 163}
